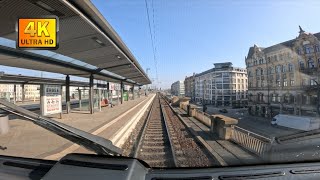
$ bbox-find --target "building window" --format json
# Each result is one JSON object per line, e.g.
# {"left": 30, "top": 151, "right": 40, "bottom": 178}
{"left": 272, "top": 94, "right": 276, "bottom": 102}
{"left": 276, "top": 65, "right": 282, "bottom": 73}
{"left": 282, "top": 65, "right": 286, "bottom": 72}
{"left": 304, "top": 46, "right": 312, "bottom": 54}
{"left": 256, "top": 69, "right": 260, "bottom": 76}
{"left": 283, "top": 80, "right": 288, "bottom": 87}
{"left": 308, "top": 58, "right": 315, "bottom": 68}
{"left": 290, "top": 79, "right": 295, "bottom": 86}
{"left": 274, "top": 55, "right": 278, "bottom": 61}
{"left": 315, "top": 45, "right": 320, "bottom": 52}
{"left": 276, "top": 80, "right": 281, "bottom": 87}
{"left": 288, "top": 63, "right": 293, "bottom": 72}
{"left": 299, "top": 61, "right": 305, "bottom": 70}
{"left": 282, "top": 74, "right": 287, "bottom": 79}
{"left": 311, "top": 79, "right": 317, "bottom": 86}
{"left": 276, "top": 95, "right": 281, "bottom": 103}
{"left": 284, "top": 94, "right": 289, "bottom": 103}
{"left": 297, "top": 48, "right": 302, "bottom": 55}
{"left": 268, "top": 67, "right": 273, "bottom": 74}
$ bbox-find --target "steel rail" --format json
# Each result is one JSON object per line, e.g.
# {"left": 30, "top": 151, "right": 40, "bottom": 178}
{"left": 159, "top": 96, "right": 179, "bottom": 167}
{"left": 132, "top": 95, "right": 156, "bottom": 158}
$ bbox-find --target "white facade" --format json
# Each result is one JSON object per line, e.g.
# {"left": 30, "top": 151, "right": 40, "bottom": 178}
{"left": 171, "top": 81, "right": 185, "bottom": 97}
{"left": 0, "top": 84, "right": 40, "bottom": 101}
{"left": 194, "top": 63, "right": 248, "bottom": 107}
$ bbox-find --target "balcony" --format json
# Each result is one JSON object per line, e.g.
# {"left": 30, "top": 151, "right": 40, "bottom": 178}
{"left": 302, "top": 85, "right": 319, "bottom": 92}
{"left": 300, "top": 67, "right": 319, "bottom": 75}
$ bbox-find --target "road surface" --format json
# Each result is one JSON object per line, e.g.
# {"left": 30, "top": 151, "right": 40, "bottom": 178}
{"left": 196, "top": 104, "right": 300, "bottom": 138}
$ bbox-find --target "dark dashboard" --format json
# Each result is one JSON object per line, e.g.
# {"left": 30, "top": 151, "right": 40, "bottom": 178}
{"left": 1, "top": 153, "right": 320, "bottom": 180}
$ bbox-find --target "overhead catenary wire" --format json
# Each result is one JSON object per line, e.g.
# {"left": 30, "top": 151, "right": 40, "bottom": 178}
{"left": 151, "top": 0, "right": 158, "bottom": 81}
{"left": 144, "top": 0, "right": 159, "bottom": 83}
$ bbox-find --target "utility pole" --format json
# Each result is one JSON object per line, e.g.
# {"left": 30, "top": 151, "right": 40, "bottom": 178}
{"left": 266, "top": 58, "right": 271, "bottom": 118}
{"left": 311, "top": 79, "right": 320, "bottom": 116}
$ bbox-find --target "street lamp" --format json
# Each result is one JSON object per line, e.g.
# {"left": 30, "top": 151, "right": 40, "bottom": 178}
{"left": 146, "top": 68, "right": 150, "bottom": 95}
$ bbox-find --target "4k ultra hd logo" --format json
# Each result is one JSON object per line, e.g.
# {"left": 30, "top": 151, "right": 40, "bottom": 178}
{"left": 17, "top": 16, "right": 59, "bottom": 49}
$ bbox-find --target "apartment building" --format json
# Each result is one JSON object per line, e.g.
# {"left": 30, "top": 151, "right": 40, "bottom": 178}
{"left": 171, "top": 81, "right": 185, "bottom": 97}
{"left": 0, "top": 84, "right": 40, "bottom": 101}
{"left": 194, "top": 62, "right": 248, "bottom": 107}
{"left": 245, "top": 26, "right": 320, "bottom": 117}
{"left": 184, "top": 74, "right": 195, "bottom": 101}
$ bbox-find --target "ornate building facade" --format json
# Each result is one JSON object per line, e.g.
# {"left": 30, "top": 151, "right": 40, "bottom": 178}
{"left": 246, "top": 27, "right": 320, "bottom": 117}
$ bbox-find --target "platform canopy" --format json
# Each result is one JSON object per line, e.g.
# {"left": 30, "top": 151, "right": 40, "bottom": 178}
{"left": 0, "top": 0, "right": 151, "bottom": 85}
{"left": 0, "top": 73, "right": 91, "bottom": 87}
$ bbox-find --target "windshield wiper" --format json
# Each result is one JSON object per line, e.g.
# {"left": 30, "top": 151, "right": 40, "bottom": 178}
{"left": 0, "top": 98, "right": 122, "bottom": 156}
{"left": 276, "top": 129, "right": 320, "bottom": 144}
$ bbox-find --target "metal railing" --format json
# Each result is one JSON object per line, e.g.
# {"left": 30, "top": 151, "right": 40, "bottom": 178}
{"left": 230, "top": 125, "right": 274, "bottom": 159}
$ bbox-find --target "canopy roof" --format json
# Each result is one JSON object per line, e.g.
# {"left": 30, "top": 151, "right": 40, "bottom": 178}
{"left": 0, "top": 0, "right": 151, "bottom": 85}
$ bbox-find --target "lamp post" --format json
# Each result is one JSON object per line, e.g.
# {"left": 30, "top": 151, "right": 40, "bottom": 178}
{"left": 146, "top": 68, "right": 150, "bottom": 96}
{"left": 311, "top": 79, "right": 320, "bottom": 116}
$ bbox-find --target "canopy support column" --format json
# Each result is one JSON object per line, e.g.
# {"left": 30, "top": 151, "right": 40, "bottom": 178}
{"left": 13, "top": 84, "right": 16, "bottom": 104}
{"left": 120, "top": 81, "right": 123, "bottom": 104}
{"left": 78, "top": 87, "right": 82, "bottom": 111}
{"left": 89, "top": 74, "right": 94, "bottom": 114}
{"left": 66, "top": 75, "right": 70, "bottom": 114}
{"left": 132, "top": 85, "right": 135, "bottom": 100}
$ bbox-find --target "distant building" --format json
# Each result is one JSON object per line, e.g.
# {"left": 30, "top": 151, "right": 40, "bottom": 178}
{"left": 245, "top": 26, "right": 320, "bottom": 117}
{"left": 194, "top": 62, "right": 248, "bottom": 107}
{"left": 0, "top": 84, "right": 40, "bottom": 101}
{"left": 184, "top": 74, "right": 195, "bottom": 101}
{"left": 171, "top": 81, "right": 185, "bottom": 97}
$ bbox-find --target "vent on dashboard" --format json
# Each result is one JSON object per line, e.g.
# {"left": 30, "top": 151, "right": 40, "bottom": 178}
{"left": 151, "top": 176, "right": 212, "bottom": 180}
{"left": 291, "top": 169, "right": 320, "bottom": 174}
{"left": 219, "top": 171, "right": 285, "bottom": 179}
{"left": 3, "top": 161, "right": 52, "bottom": 171}
{"left": 60, "top": 159, "right": 128, "bottom": 171}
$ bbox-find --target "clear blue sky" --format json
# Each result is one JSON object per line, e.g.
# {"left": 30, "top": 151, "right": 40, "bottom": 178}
{"left": 1, "top": 1, "right": 320, "bottom": 88}
{"left": 91, "top": 0, "right": 320, "bottom": 89}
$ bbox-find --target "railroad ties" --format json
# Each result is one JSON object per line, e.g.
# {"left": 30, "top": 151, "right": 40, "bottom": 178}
{"left": 134, "top": 95, "right": 175, "bottom": 167}
{"left": 133, "top": 93, "right": 215, "bottom": 167}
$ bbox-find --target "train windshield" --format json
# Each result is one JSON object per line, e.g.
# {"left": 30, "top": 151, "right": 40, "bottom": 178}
{"left": 0, "top": 0, "right": 320, "bottom": 168}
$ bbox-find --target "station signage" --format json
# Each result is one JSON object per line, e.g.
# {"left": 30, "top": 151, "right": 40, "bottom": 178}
{"left": 42, "top": 85, "right": 62, "bottom": 116}
{"left": 17, "top": 16, "right": 59, "bottom": 49}
{"left": 109, "top": 83, "right": 115, "bottom": 91}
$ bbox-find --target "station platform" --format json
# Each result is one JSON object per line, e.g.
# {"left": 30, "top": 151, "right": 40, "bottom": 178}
{"left": 0, "top": 94, "right": 155, "bottom": 160}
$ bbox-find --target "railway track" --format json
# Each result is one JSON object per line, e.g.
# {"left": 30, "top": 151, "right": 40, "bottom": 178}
{"left": 134, "top": 94, "right": 176, "bottom": 167}
{"left": 133, "top": 93, "right": 215, "bottom": 167}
